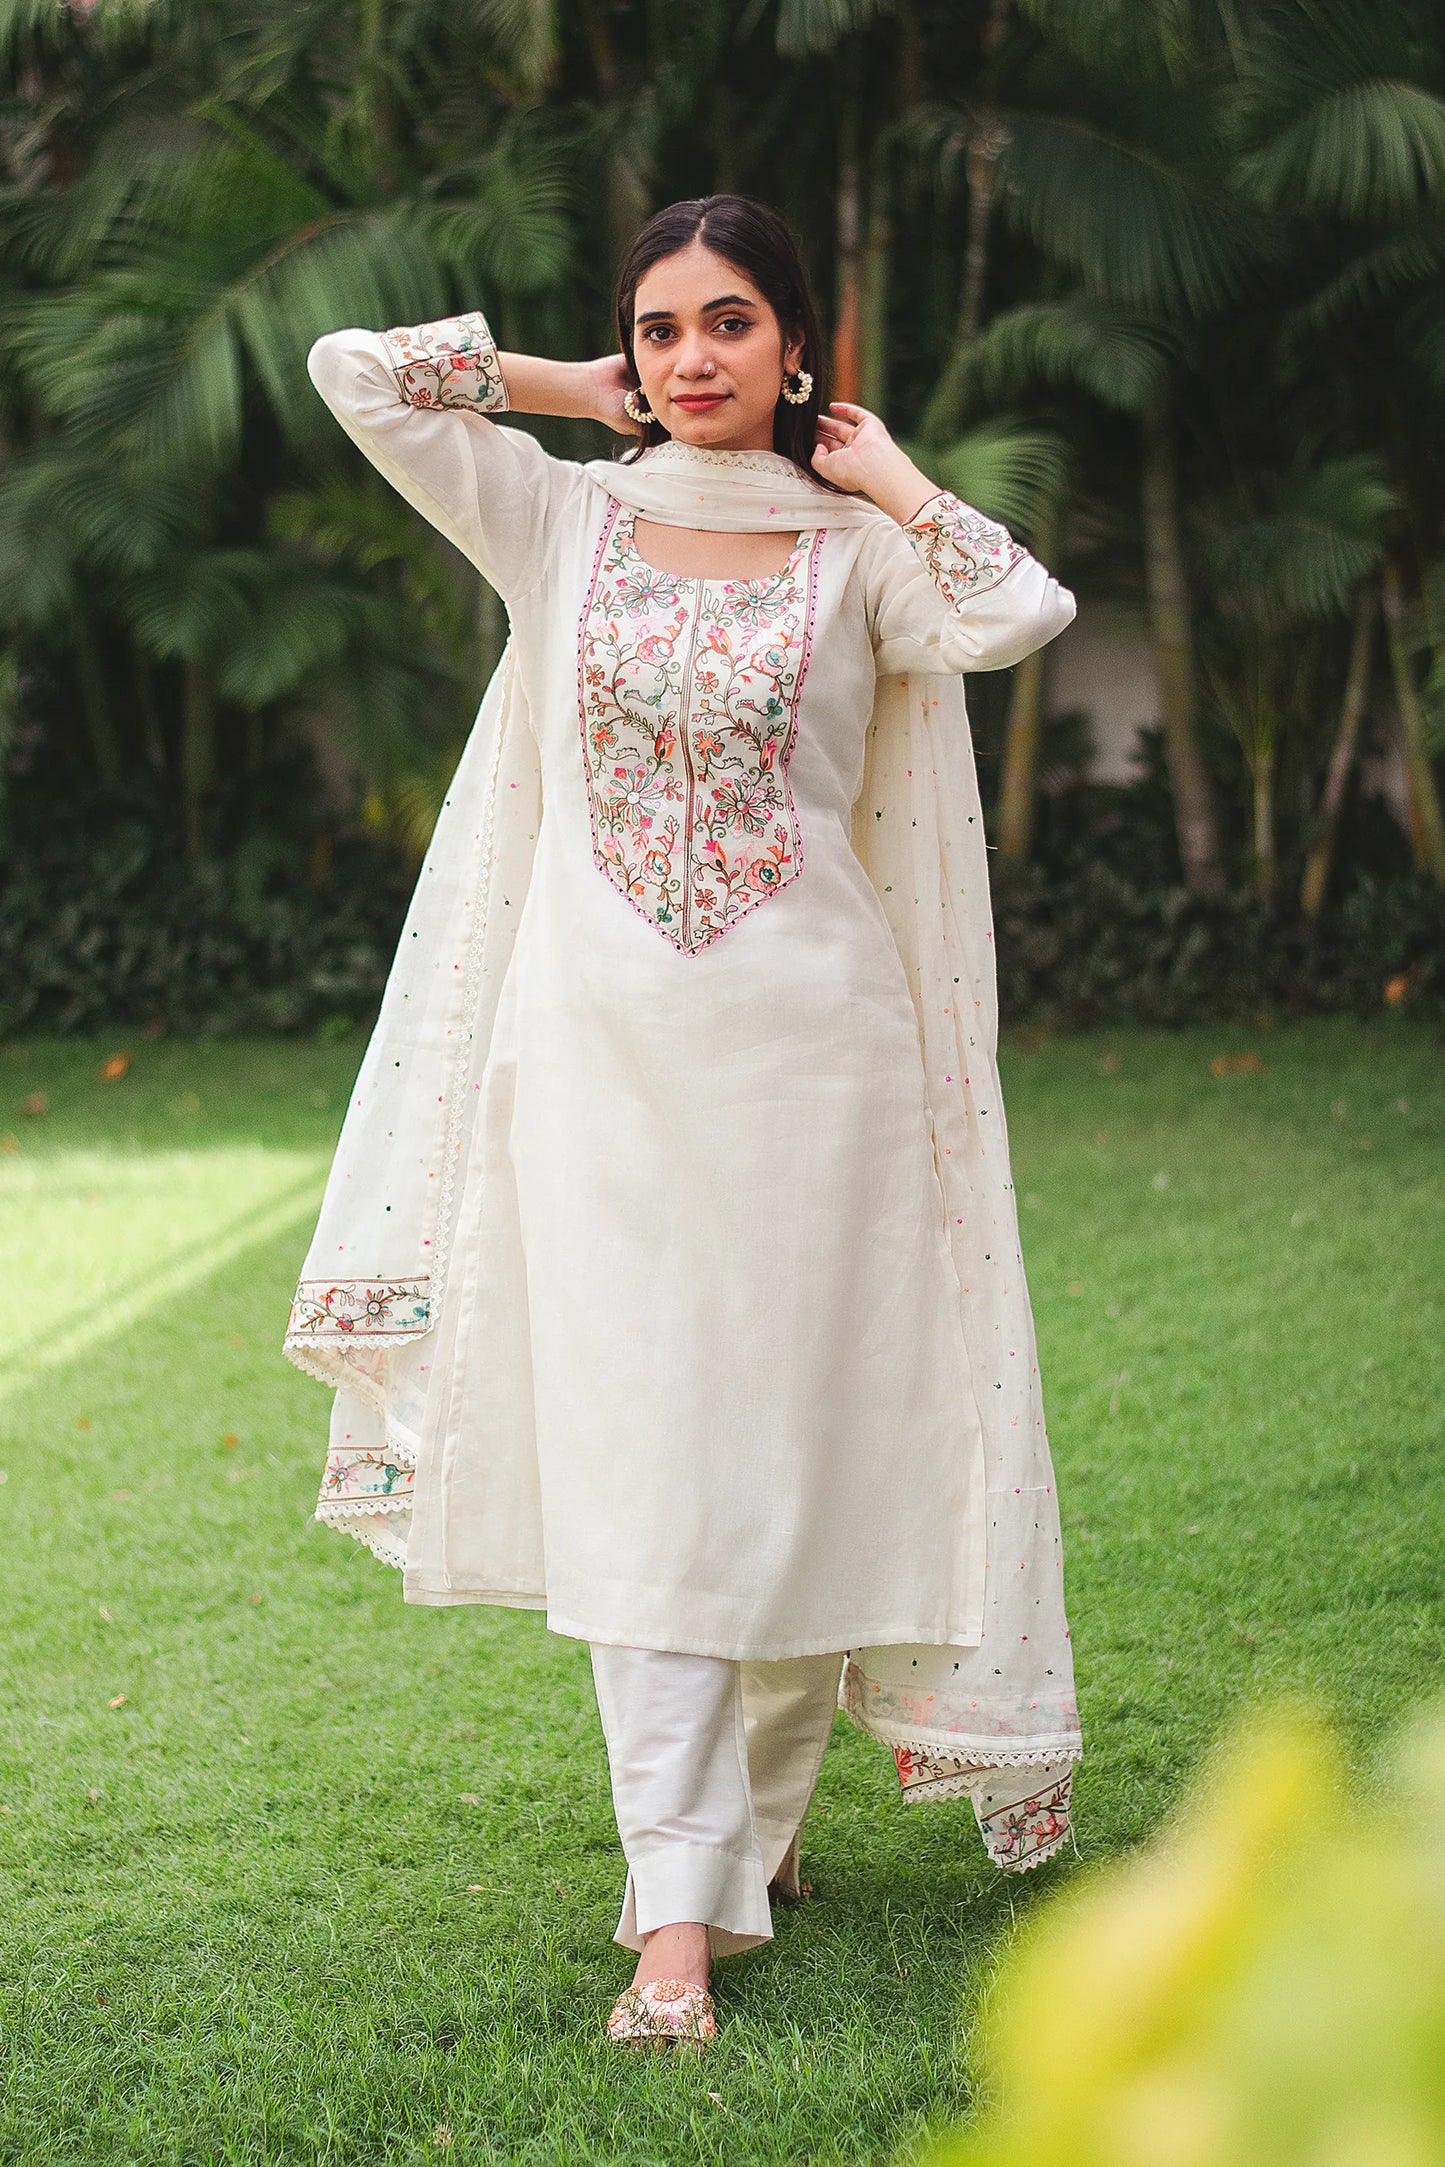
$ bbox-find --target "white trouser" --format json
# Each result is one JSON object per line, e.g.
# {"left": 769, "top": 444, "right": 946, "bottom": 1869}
{"left": 588, "top": 1642, "right": 846, "bottom": 1958}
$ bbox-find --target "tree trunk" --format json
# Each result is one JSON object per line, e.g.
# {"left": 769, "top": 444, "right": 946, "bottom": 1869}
{"left": 181, "top": 659, "right": 215, "bottom": 866}
{"left": 1251, "top": 738, "right": 1275, "bottom": 898}
{"left": 919, "top": 0, "right": 1010, "bottom": 446}
{"left": 1138, "top": 389, "right": 1225, "bottom": 891}
{"left": 1382, "top": 560, "right": 1445, "bottom": 886}
{"left": 1301, "top": 589, "right": 1374, "bottom": 918}
{"left": 133, "top": 647, "right": 166, "bottom": 776}
{"left": 997, "top": 646, "right": 1047, "bottom": 864}
{"left": 73, "top": 618, "right": 122, "bottom": 793}
{"left": 858, "top": 147, "right": 891, "bottom": 417}
{"left": 997, "top": 500, "right": 1062, "bottom": 864}
{"left": 832, "top": 63, "right": 862, "bottom": 404}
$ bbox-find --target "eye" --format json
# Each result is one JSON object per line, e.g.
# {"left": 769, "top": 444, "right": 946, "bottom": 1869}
{"left": 717, "top": 315, "right": 752, "bottom": 333}
{"left": 642, "top": 325, "right": 674, "bottom": 344}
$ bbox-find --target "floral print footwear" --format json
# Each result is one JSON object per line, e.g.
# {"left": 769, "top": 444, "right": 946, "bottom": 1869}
{"left": 605, "top": 1976, "right": 718, "bottom": 2051}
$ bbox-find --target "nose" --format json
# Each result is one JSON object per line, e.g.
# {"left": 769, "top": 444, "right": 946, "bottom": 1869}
{"left": 671, "top": 331, "right": 716, "bottom": 379}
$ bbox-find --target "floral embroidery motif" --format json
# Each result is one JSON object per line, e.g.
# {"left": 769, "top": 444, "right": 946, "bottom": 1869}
{"left": 320, "top": 1449, "right": 413, "bottom": 1503}
{"left": 901, "top": 488, "right": 1028, "bottom": 605}
{"left": 606, "top": 1977, "right": 717, "bottom": 2048}
{"left": 381, "top": 311, "right": 509, "bottom": 414}
{"left": 892, "top": 1745, "right": 1075, "bottom": 1871}
{"left": 288, "top": 1278, "right": 432, "bottom": 1335}
{"left": 975, "top": 1772, "right": 1074, "bottom": 1870}
{"left": 578, "top": 503, "right": 821, "bottom": 953}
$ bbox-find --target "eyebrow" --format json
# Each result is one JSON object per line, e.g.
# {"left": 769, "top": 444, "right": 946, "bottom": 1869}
{"left": 635, "top": 293, "right": 757, "bottom": 326}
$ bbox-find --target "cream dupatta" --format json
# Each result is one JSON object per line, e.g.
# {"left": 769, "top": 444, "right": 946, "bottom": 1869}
{"left": 283, "top": 441, "right": 1082, "bottom": 1871}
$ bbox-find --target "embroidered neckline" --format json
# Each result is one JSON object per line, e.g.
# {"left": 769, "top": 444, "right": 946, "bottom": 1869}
{"left": 631, "top": 440, "right": 817, "bottom": 481}
{"left": 616, "top": 505, "right": 813, "bottom": 592}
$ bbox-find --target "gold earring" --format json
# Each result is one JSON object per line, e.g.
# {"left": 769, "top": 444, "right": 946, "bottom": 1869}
{"left": 780, "top": 367, "right": 813, "bottom": 406}
{"left": 623, "top": 386, "right": 653, "bottom": 424}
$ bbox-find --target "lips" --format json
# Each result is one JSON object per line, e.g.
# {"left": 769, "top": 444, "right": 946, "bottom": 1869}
{"left": 672, "top": 393, "right": 728, "bottom": 410}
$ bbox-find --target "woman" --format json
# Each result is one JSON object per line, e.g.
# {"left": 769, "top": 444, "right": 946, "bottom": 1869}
{"left": 285, "top": 195, "right": 1083, "bottom": 2052}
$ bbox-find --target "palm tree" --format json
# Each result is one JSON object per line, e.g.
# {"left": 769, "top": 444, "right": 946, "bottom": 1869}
{"left": 1194, "top": 455, "right": 1393, "bottom": 896}
{"left": 0, "top": 9, "right": 571, "bottom": 858}
{"left": 910, "top": 0, "right": 1262, "bottom": 888}
{"left": 1233, "top": 0, "right": 1445, "bottom": 886}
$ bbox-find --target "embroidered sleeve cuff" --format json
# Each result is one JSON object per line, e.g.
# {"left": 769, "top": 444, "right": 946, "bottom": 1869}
{"left": 381, "top": 310, "right": 510, "bottom": 415}
{"left": 901, "top": 487, "right": 1029, "bottom": 608}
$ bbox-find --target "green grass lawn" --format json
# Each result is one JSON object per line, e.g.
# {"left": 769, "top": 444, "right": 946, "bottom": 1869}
{"left": 1, "top": 1017, "right": 1441, "bottom": 2167}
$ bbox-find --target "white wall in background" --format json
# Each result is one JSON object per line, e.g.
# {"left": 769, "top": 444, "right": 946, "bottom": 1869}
{"left": 1044, "top": 610, "right": 1159, "bottom": 783}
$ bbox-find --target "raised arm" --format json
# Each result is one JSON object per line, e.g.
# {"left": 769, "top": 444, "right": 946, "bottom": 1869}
{"left": 866, "top": 487, "right": 1076, "bottom": 674}
{"left": 812, "top": 400, "right": 1077, "bottom": 674}
{"left": 306, "top": 308, "right": 605, "bottom": 602}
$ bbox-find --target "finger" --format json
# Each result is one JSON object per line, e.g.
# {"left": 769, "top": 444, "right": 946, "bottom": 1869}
{"left": 827, "top": 400, "right": 872, "bottom": 419}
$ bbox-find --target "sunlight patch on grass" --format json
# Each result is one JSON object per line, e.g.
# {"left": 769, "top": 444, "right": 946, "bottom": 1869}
{"left": 0, "top": 1147, "right": 325, "bottom": 1396}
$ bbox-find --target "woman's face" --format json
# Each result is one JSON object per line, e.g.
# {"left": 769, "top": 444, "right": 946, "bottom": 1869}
{"left": 630, "top": 236, "right": 805, "bottom": 451}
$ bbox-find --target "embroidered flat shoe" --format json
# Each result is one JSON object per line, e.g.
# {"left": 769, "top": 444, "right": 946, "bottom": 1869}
{"left": 605, "top": 1975, "right": 717, "bottom": 2051}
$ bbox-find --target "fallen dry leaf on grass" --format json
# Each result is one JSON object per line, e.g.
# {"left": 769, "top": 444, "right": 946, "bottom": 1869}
{"left": 99, "top": 1053, "right": 131, "bottom": 1081}
{"left": 107, "top": 1696, "right": 126, "bottom": 1710}
{"left": 20, "top": 1094, "right": 47, "bottom": 1117}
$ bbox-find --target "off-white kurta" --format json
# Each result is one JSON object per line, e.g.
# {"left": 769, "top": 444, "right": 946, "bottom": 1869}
{"left": 292, "top": 312, "right": 1076, "bottom": 1678}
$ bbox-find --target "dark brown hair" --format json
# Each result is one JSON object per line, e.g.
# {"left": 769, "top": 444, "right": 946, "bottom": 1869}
{"left": 612, "top": 193, "right": 844, "bottom": 490}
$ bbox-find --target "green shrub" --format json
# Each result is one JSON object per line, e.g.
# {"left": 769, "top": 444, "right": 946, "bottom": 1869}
{"left": 1, "top": 816, "right": 1440, "bottom": 1038}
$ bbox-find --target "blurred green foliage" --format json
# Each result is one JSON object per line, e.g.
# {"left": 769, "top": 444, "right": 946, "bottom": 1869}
{"left": 929, "top": 1695, "right": 1445, "bottom": 2167}
{"left": 1, "top": 0, "right": 1443, "bottom": 972}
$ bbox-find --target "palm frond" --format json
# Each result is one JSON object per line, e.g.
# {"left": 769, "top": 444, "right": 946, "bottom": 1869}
{"left": 903, "top": 421, "right": 1072, "bottom": 539}
{"left": 1400, "top": 284, "right": 1445, "bottom": 389}
{"left": 771, "top": 0, "right": 894, "bottom": 59}
{"left": 268, "top": 478, "right": 477, "bottom": 651}
{"left": 471, "top": 0, "right": 560, "bottom": 93}
{"left": 1236, "top": 78, "right": 1445, "bottom": 218}
{"left": 1282, "top": 226, "right": 1445, "bottom": 341}
{"left": 1233, "top": 0, "right": 1445, "bottom": 218}
{"left": 1198, "top": 455, "right": 1394, "bottom": 626}
{"left": 126, "top": 547, "right": 277, "bottom": 663}
{"left": 1013, "top": 0, "right": 1204, "bottom": 85}
{"left": 215, "top": 574, "right": 373, "bottom": 709}
{"left": 999, "top": 110, "right": 1250, "bottom": 317}
{"left": 955, "top": 300, "right": 1174, "bottom": 414}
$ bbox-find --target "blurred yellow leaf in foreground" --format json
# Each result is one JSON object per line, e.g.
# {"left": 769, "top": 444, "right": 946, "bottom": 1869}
{"left": 928, "top": 1698, "right": 1445, "bottom": 2167}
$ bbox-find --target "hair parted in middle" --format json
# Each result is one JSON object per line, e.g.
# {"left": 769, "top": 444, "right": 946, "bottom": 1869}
{"left": 611, "top": 193, "right": 847, "bottom": 493}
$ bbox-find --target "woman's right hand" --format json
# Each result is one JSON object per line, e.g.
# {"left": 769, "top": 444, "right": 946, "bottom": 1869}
{"left": 584, "top": 353, "right": 644, "bottom": 436}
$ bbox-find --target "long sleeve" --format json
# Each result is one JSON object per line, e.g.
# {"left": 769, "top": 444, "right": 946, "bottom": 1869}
{"left": 864, "top": 487, "right": 1077, "bottom": 675}
{"left": 306, "top": 309, "right": 583, "bottom": 603}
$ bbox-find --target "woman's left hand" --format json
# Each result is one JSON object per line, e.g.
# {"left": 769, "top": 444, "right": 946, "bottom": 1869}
{"left": 811, "top": 401, "right": 942, "bottom": 525}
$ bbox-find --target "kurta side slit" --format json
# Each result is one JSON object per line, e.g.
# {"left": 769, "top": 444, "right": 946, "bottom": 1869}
{"left": 284, "top": 306, "right": 1086, "bottom": 1874}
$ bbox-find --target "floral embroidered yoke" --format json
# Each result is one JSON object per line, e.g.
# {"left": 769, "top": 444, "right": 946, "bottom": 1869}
{"left": 579, "top": 504, "right": 823, "bottom": 953}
